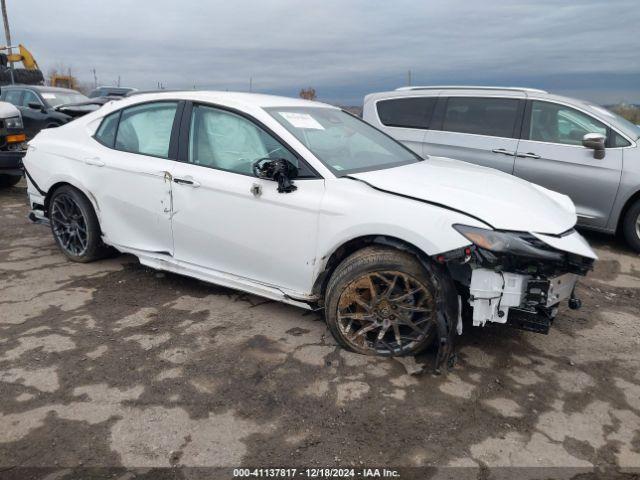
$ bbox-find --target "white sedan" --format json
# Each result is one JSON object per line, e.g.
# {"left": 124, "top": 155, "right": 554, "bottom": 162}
{"left": 23, "top": 91, "right": 597, "bottom": 368}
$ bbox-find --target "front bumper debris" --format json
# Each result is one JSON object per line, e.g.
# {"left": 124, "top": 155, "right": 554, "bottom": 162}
{"left": 469, "top": 268, "right": 579, "bottom": 334}
{"left": 437, "top": 227, "right": 595, "bottom": 337}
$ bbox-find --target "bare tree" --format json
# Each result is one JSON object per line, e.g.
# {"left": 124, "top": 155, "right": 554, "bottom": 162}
{"left": 299, "top": 87, "right": 317, "bottom": 101}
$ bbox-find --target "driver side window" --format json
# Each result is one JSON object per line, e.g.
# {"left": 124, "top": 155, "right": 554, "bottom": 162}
{"left": 529, "top": 101, "right": 606, "bottom": 146}
{"left": 188, "top": 105, "right": 304, "bottom": 176}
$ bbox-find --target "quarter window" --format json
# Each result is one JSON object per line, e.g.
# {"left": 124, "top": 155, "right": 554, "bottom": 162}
{"left": 442, "top": 97, "right": 520, "bottom": 138}
{"left": 376, "top": 97, "right": 437, "bottom": 129}
{"left": 528, "top": 101, "right": 607, "bottom": 146}
{"left": 95, "top": 111, "right": 120, "bottom": 147}
{"left": 188, "top": 105, "right": 312, "bottom": 177}
{"left": 115, "top": 102, "right": 178, "bottom": 158}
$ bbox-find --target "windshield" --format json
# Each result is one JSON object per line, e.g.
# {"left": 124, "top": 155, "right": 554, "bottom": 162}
{"left": 590, "top": 104, "right": 640, "bottom": 140}
{"left": 42, "top": 91, "right": 89, "bottom": 107}
{"left": 266, "top": 107, "right": 421, "bottom": 175}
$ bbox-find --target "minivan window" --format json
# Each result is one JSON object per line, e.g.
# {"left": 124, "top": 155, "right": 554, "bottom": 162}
{"left": 115, "top": 102, "right": 178, "bottom": 158}
{"left": 529, "top": 101, "right": 606, "bottom": 146}
{"left": 442, "top": 97, "right": 520, "bottom": 138}
{"left": 376, "top": 97, "right": 437, "bottom": 129}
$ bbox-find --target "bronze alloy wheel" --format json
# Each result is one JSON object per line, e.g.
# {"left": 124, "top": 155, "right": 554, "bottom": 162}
{"left": 336, "top": 270, "right": 436, "bottom": 355}
{"left": 51, "top": 192, "right": 89, "bottom": 257}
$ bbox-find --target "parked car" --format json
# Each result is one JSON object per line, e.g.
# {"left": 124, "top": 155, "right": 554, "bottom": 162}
{"left": 0, "top": 100, "right": 26, "bottom": 187}
{"left": 23, "top": 91, "right": 596, "bottom": 366}
{"left": 363, "top": 86, "right": 640, "bottom": 252}
{"left": 88, "top": 86, "right": 137, "bottom": 98}
{"left": 0, "top": 85, "right": 89, "bottom": 140}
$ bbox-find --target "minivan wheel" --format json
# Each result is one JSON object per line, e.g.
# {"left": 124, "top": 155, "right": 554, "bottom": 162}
{"left": 622, "top": 199, "right": 640, "bottom": 253}
{"left": 324, "top": 247, "right": 446, "bottom": 356}
{"left": 49, "top": 185, "right": 108, "bottom": 262}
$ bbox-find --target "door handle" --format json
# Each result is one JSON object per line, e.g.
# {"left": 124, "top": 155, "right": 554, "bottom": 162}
{"left": 491, "top": 148, "right": 517, "bottom": 156}
{"left": 517, "top": 152, "right": 541, "bottom": 159}
{"left": 173, "top": 176, "right": 201, "bottom": 188}
{"left": 84, "top": 157, "right": 105, "bottom": 167}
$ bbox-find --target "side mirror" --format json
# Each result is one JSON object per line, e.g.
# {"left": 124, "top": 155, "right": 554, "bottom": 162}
{"left": 582, "top": 133, "right": 606, "bottom": 160}
{"left": 28, "top": 102, "right": 44, "bottom": 111}
{"left": 252, "top": 158, "right": 298, "bottom": 193}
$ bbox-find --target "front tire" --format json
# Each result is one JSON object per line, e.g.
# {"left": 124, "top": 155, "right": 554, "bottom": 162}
{"left": 49, "top": 185, "right": 108, "bottom": 262}
{"left": 622, "top": 199, "right": 640, "bottom": 253}
{"left": 324, "top": 246, "right": 449, "bottom": 357}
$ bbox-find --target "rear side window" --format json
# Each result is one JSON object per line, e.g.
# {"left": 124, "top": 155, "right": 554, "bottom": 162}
{"left": 95, "top": 111, "right": 120, "bottom": 147}
{"left": 3, "top": 89, "right": 23, "bottom": 106}
{"left": 376, "top": 97, "right": 437, "bottom": 129}
{"left": 442, "top": 97, "right": 520, "bottom": 138}
{"left": 115, "top": 102, "right": 178, "bottom": 158}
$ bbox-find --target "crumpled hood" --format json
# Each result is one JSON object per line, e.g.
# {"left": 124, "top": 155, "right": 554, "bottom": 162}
{"left": 350, "top": 157, "right": 577, "bottom": 235}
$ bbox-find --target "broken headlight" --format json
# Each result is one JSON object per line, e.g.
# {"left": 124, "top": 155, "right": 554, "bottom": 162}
{"left": 453, "top": 224, "right": 563, "bottom": 260}
{"left": 5, "top": 116, "right": 23, "bottom": 129}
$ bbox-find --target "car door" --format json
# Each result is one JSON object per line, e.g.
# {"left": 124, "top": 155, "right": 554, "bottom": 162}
{"left": 372, "top": 96, "right": 436, "bottom": 155}
{"left": 423, "top": 95, "right": 524, "bottom": 173}
{"left": 514, "top": 100, "right": 623, "bottom": 229}
{"left": 169, "top": 102, "right": 324, "bottom": 294}
{"left": 83, "top": 101, "right": 181, "bottom": 254}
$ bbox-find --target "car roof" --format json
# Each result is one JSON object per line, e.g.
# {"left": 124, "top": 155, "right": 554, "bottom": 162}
{"left": 102, "top": 90, "right": 335, "bottom": 110}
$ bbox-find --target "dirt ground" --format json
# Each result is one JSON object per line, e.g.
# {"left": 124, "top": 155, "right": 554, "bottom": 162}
{"left": 0, "top": 180, "right": 639, "bottom": 480}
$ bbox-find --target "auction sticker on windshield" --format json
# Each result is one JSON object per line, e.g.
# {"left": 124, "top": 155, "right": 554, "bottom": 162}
{"left": 42, "top": 93, "right": 56, "bottom": 99}
{"left": 278, "top": 112, "right": 324, "bottom": 130}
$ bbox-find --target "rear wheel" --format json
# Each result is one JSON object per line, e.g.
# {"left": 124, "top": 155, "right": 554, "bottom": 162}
{"left": 0, "top": 175, "right": 21, "bottom": 188}
{"left": 622, "top": 199, "right": 640, "bottom": 253}
{"left": 324, "top": 247, "right": 448, "bottom": 356}
{"left": 49, "top": 185, "right": 108, "bottom": 262}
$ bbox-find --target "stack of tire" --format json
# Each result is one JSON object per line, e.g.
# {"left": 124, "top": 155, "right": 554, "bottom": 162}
{"left": 0, "top": 53, "right": 44, "bottom": 86}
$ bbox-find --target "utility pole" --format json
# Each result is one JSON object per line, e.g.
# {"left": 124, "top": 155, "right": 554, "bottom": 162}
{"left": 1, "top": 0, "right": 14, "bottom": 84}
{"left": 249, "top": 76, "right": 253, "bottom": 92}
{"left": 1, "top": 0, "right": 12, "bottom": 65}
{"left": 91, "top": 68, "right": 97, "bottom": 89}
{"left": 117, "top": 75, "right": 121, "bottom": 87}
{"left": 407, "top": 70, "right": 412, "bottom": 87}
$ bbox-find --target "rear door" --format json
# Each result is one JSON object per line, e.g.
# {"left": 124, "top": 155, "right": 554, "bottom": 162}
{"left": 514, "top": 100, "right": 623, "bottom": 229}
{"left": 423, "top": 95, "right": 524, "bottom": 173}
{"left": 372, "top": 96, "right": 437, "bottom": 155}
{"left": 83, "top": 101, "right": 181, "bottom": 253}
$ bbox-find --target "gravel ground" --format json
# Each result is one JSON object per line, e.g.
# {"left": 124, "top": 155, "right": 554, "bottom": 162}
{"left": 0, "top": 181, "right": 639, "bottom": 480}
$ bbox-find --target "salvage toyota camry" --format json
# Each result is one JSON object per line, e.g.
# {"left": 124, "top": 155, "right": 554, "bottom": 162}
{"left": 23, "top": 91, "right": 597, "bottom": 369}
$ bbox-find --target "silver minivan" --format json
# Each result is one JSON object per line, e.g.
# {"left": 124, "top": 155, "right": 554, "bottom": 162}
{"left": 363, "top": 86, "right": 640, "bottom": 252}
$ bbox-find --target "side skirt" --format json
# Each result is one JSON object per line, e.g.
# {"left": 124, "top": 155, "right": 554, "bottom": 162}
{"left": 111, "top": 244, "right": 316, "bottom": 310}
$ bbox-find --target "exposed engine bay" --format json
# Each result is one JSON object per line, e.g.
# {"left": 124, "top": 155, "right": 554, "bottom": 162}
{"left": 438, "top": 227, "right": 596, "bottom": 335}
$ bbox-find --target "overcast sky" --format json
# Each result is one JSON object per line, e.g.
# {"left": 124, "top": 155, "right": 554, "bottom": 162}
{"left": 6, "top": 0, "right": 640, "bottom": 105}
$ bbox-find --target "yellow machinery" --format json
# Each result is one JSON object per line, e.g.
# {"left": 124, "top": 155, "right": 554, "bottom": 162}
{"left": 0, "top": 44, "right": 76, "bottom": 88}
{"left": 1, "top": 43, "right": 39, "bottom": 70}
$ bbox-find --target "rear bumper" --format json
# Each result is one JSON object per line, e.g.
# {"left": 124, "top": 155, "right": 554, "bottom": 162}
{"left": 0, "top": 150, "right": 25, "bottom": 176}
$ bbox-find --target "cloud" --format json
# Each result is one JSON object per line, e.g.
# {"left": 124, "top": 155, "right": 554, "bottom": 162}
{"left": 6, "top": 0, "right": 640, "bottom": 104}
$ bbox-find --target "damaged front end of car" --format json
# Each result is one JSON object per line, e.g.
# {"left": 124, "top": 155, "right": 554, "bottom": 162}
{"left": 436, "top": 225, "right": 597, "bottom": 335}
